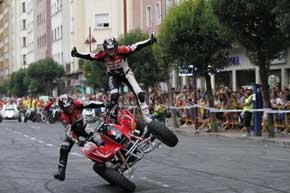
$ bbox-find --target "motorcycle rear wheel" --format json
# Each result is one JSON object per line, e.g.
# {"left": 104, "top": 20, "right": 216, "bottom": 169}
{"left": 93, "top": 164, "right": 136, "bottom": 192}
{"left": 148, "top": 120, "right": 178, "bottom": 147}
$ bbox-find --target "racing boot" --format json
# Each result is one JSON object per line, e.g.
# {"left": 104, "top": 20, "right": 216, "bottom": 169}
{"left": 54, "top": 162, "right": 66, "bottom": 181}
{"left": 53, "top": 142, "right": 72, "bottom": 181}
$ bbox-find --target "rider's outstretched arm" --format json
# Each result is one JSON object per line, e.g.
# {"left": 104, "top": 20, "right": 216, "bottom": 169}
{"left": 82, "top": 101, "right": 105, "bottom": 109}
{"left": 71, "top": 47, "right": 106, "bottom": 61}
{"left": 128, "top": 34, "right": 157, "bottom": 53}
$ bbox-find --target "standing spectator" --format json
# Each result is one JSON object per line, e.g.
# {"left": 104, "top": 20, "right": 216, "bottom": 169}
{"left": 242, "top": 88, "right": 253, "bottom": 136}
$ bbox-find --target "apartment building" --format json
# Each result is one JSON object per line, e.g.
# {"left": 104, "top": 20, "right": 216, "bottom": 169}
{"left": 34, "top": 0, "right": 51, "bottom": 60}
{"left": 51, "top": 0, "right": 70, "bottom": 68}
{"left": 0, "top": 0, "right": 9, "bottom": 80}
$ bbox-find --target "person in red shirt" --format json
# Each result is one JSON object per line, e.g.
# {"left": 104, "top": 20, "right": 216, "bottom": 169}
{"left": 71, "top": 34, "right": 157, "bottom": 124}
{"left": 54, "top": 94, "right": 104, "bottom": 181}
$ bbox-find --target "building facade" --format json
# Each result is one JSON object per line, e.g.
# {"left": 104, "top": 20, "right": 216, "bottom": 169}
{"left": 8, "top": 0, "right": 35, "bottom": 74}
{"left": 34, "top": 0, "right": 51, "bottom": 61}
{"left": 0, "top": 0, "right": 9, "bottom": 80}
{"left": 214, "top": 47, "right": 290, "bottom": 91}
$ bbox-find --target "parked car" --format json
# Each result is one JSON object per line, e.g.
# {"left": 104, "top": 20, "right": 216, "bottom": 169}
{"left": 1, "top": 104, "right": 21, "bottom": 121}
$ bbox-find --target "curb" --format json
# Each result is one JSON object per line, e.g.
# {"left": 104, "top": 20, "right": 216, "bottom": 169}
{"left": 170, "top": 127, "right": 290, "bottom": 148}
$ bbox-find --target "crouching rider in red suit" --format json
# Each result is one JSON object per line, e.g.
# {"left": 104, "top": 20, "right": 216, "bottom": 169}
{"left": 71, "top": 34, "right": 157, "bottom": 124}
{"left": 54, "top": 94, "right": 105, "bottom": 181}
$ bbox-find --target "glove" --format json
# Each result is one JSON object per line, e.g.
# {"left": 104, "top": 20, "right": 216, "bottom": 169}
{"left": 150, "top": 33, "right": 157, "bottom": 44}
{"left": 78, "top": 136, "right": 86, "bottom": 147}
{"left": 71, "top": 47, "right": 78, "bottom": 57}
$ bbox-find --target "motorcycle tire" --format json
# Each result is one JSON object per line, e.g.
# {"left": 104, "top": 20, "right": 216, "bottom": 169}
{"left": 93, "top": 164, "right": 136, "bottom": 192}
{"left": 136, "top": 118, "right": 146, "bottom": 135}
{"left": 36, "top": 114, "right": 41, "bottom": 122}
{"left": 148, "top": 120, "right": 178, "bottom": 147}
{"left": 48, "top": 115, "right": 55, "bottom": 124}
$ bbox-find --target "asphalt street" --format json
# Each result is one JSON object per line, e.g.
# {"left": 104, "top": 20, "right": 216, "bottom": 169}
{"left": 0, "top": 120, "right": 290, "bottom": 193}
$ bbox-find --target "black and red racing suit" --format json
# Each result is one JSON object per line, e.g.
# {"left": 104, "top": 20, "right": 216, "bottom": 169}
{"left": 55, "top": 100, "right": 104, "bottom": 181}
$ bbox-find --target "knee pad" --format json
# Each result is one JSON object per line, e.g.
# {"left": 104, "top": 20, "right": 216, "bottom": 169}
{"left": 60, "top": 143, "right": 71, "bottom": 155}
{"left": 110, "top": 93, "right": 119, "bottom": 102}
{"left": 109, "top": 93, "right": 119, "bottom": 106}
{"left": 137, "top": 92, "right": 145, "bottom": 103}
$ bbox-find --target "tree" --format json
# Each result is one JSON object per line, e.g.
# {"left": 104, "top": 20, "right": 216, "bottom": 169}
{"left": 27, "top": 58, "right": 64, "bottom": 95}
{"left": 82, "top": 59, "right": 108, "bottom": 90}
{"left": 11, "top": 69, "right": 28, "bottom": 97}
{"left": 118, "top": 29, "right": 164, "bottom": 89}
{"left": 211, "top": 0, "right": 290, "bottom": 137}
{"left": 0, "top": 79, "right": 9, "bottom": 96}
{"left": 158, "top": 0, "right": 233, "bottom": 129}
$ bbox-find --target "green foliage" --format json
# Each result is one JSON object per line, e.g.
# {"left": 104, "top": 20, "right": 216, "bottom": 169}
{"left": 82, "top": 59, "right": 108, "bottom": 89}
{"left": 211, "top": 0, "right": 290, "bottom": 63}
{"left": 27, "top": 58, "right": 64, "bottom": 95}
{"left": 0, "top": 79, "right": 9, "bottom": 96}
{"left": 12, "top": 69, "right": 28, "bottom": 97}
{"left": 118, "top": 29, "right": 164, "bottom": 87}
{"left": 158, "top": 0, "right": 233, "bottom": 75}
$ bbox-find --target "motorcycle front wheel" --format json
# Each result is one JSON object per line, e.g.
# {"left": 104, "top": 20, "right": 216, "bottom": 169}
{"left": 93, "top": 164, "right": 136, "bottom": 192}
{"left": 148, "top": 120, "right": 178, "bottom": 147}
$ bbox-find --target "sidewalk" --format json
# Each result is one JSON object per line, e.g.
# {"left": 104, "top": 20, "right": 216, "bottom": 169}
{"left": 169, "top": 124, "right": 290, "bottom": 148}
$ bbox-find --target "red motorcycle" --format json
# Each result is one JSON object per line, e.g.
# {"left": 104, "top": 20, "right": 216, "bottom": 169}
{"left": 71, "top": 108, "right": 178, "bottom": 192}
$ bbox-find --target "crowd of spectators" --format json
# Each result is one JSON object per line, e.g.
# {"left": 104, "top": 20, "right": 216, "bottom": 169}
{"left": 1, "top": 84, "right": 290, "bottom": 133}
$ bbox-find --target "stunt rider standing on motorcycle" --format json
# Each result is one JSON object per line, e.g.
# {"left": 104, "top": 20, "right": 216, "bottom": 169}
{"left": 54, "top": 94, "right": 104, "bottom": 181}
{"left": 71, "top": 34, "right": 157, "bottom": 124}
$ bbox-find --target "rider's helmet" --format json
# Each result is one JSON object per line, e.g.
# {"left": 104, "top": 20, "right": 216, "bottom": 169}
{"left": 58, "top": 94, "right": 74, "bottom": 114}
{"left": 103, "top": 37, "right": 118, "bottom": 50}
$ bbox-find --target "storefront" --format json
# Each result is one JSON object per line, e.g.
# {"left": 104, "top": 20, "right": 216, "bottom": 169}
{"left": 211, "top": 47, "right": 289, "bottom": 91}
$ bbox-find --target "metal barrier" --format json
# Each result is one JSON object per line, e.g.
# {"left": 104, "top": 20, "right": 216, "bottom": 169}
{"left": 169, "top": 105, "right": 290, "bottom": 133}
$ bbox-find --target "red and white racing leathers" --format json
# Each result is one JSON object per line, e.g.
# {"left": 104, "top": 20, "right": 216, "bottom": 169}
{"left": 76, "top": 38, "right": 154, "bottom": 123}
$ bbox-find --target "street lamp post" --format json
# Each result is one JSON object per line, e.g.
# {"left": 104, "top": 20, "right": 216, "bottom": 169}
{"left": 123, "top": 0, "right": 127, "bottom": 34}
{"left": 85, "top": 26, "right": 96, "bottom": 52}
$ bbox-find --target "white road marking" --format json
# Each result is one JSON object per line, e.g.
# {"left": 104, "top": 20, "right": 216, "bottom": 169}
{"left": 140, "top": 176, "right": 170, "bottom": 188}
{"left": 31, "top": 126, "right": 41, "bottom": 129}
{"left": 24, "top": 134, "right": 30, "bottom": 138}
{"left": 71, "top": 152, "right": 83, "bottom": 157}
{"left": 46, "top": 144, "right": 54, "bottom": 147}
{"left": 37, "top": 140, "right": 44, "bottom": 144}
{"left": 30, "top": 137, "right": 36, "bottom": 141}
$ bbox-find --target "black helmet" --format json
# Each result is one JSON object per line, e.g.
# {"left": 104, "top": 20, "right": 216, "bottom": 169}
{"left": 103, "top": 37, "right": 118, "bottom": 50}
{"left": 58, "top": 94, "right": 73, "bottom": 109}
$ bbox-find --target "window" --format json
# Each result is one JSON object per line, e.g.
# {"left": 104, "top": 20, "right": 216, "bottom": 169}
{"left": 57, "top": 27, "right": 59, "bottom": 39}
{"left": 60, "top": 25, "right": 63, "bottom": 38}
{"left": 44, "top": 34, "right": 46, "bottom": 45}
{"left": 22, "top": 2, "right": 26, "bottom": 13}
{"left": 166, "top": 0, "right": 173, "bottom": 14}
{"left": 146, "top": 5, "right": 152, "bottom": 27}
{"left": 95, "top": 13, "right": 110, "bottom": 28}
{"left": 156, "top": 2, "right": 162, "bottom": 25}
{"left": 22, "top": 19, "right": 26, "bottom": 30}
{"left": 22, "top": 37, "right": 26, "bottom": 48}
{"left": 23, "top": 54, "right": 27, "bottom": 66}
{"left": 66, "top": 63, "right": 71, "bottom": 73}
